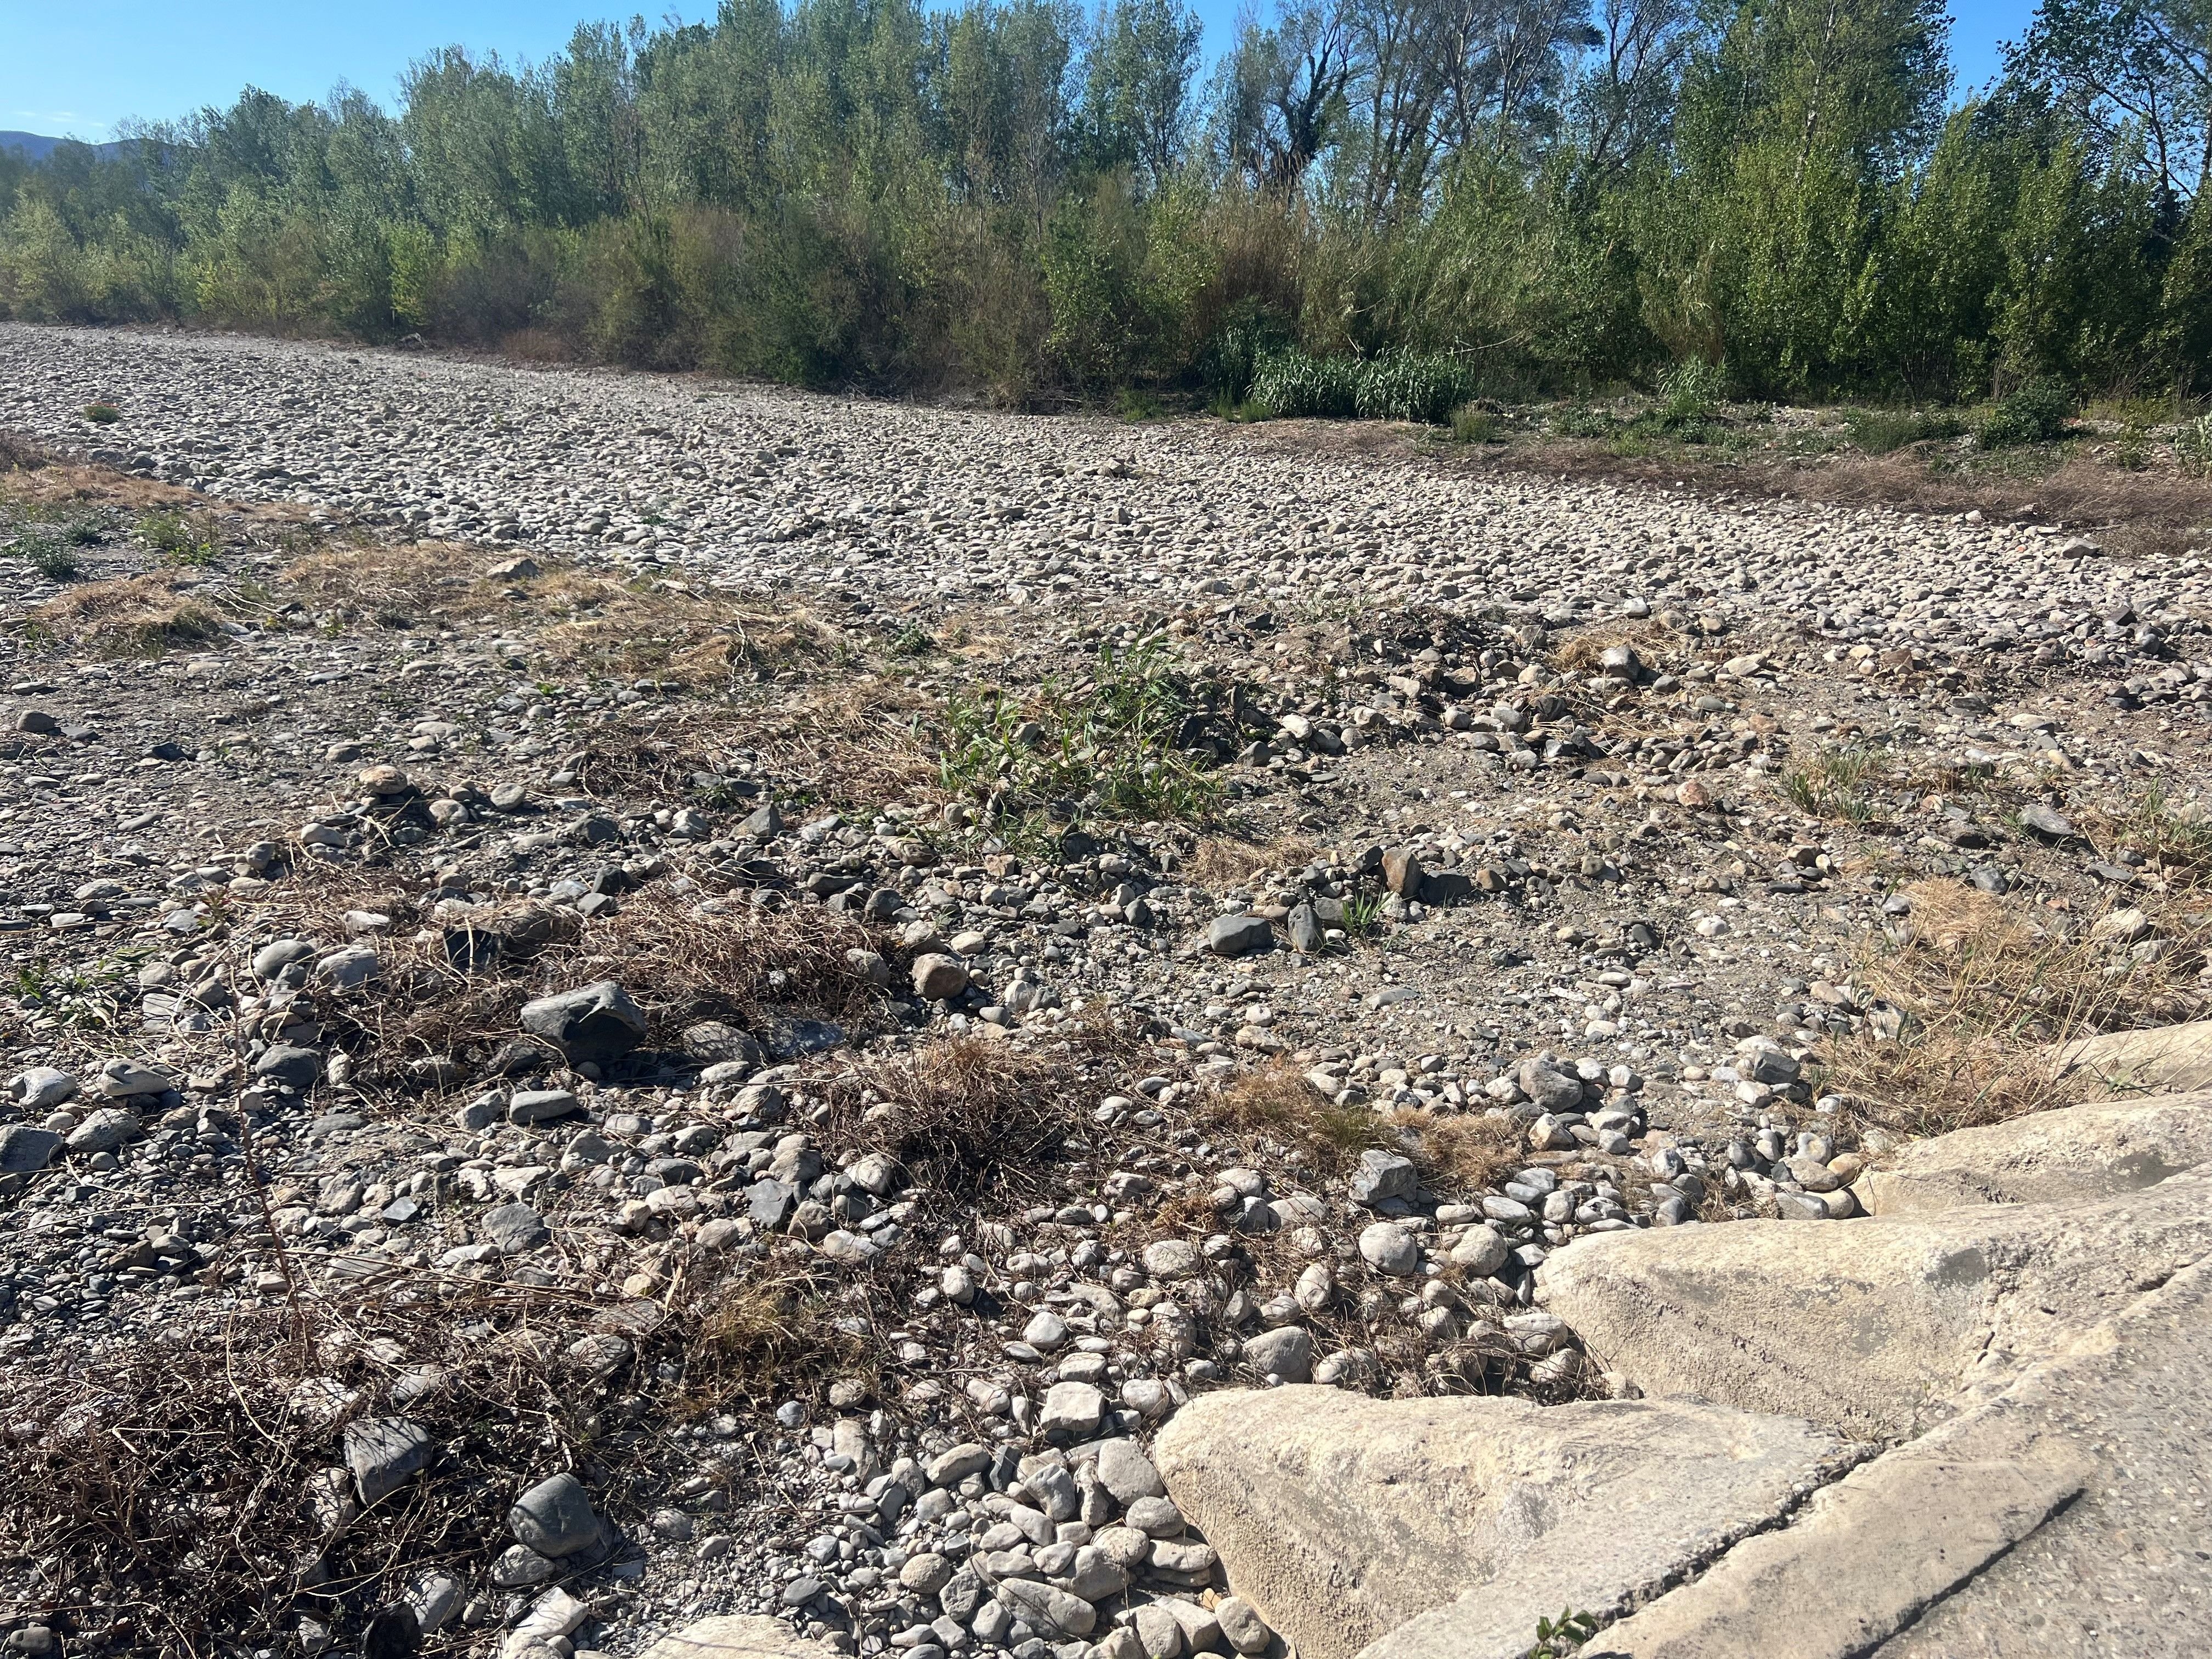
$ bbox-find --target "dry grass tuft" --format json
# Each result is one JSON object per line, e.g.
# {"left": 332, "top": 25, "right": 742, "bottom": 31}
{"left": 1204, "top": 1062, "right": 1384, "bottom": 1173}
{"left": 27, "top": 569, "right": 228, "bottom": 653}
{"left": 1389, "top": 1107, "right": 1523, "bottom": 1193}
{"left": 1187, "top": 833, "right": 1318, "bottom": 888}
{"left": 686, "top": 1270, "right": 879, "bottom": 1406}
{"left": 281, "top": 541, "right": 846, "bottom": 687}
{"left": 1825, "top": 876, "right": 2210, "bottom": 1137}
{"left": 833, "top": 1023, "right": 1133, "bottom": 1198}
{"left": 1551, "top": 618, "right": 1683, "bottom": 675}
{"left": 247, "top": 876, "right": 896, "bottom": 1085}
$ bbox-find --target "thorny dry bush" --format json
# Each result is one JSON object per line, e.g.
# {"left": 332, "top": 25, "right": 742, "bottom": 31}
{"left": 1824, "top": 876, "right": 2211, "bottom": 1138}
{"left": 0, "top": 1282, "right": 698, "bottom": 1659}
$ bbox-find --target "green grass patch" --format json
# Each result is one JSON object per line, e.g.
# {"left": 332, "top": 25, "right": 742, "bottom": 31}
{"left": 936, "top": 637, "right": 1218, "bottom": 823}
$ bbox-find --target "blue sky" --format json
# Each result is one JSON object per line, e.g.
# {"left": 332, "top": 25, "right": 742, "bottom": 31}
{"left": 4, "top": 0, "right": 2029, "bottom": 140}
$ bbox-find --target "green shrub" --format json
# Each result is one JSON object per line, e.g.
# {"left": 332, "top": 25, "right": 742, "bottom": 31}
{"left": 81, "top": 403, "right": 121, "bottom": 424}
{"left": 1246, "top": 351, "right": 1360, "bottom": 419}
{"left": 1451, "top": 403, "right": 1503, "bottom": 443}
{"left": 1245, "top": 348, "right": 1474, "bottom": 425}
{"left": 1551, "top": 404, "right": 1617, "bottom": 438}
{"left": 137, "top": 509, "right": 218, "bottom": 566}
{"left": 8, "top": 528, "right": 78, "bottom": 579}
{"left": 2176, "top": 414, "right": 2212, "bottom": 478}
{"left": 1354, "top": 350, "right": 1476, "bottom": 424}
{"left": 1977, "top": 382, "right": 2073, "bottom": 448}
{"left": 1656, "top": 358, "right": 1725, "bottom": 427}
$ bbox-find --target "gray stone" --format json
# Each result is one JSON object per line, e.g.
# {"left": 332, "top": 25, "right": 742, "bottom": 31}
{"left": 2049, "top": 1020, "right": 2212, "bottom": 1098}
{"left": 1093, "top": 1438, "right": 1166, "bottom": 1504}
{"left": 1539, "top": 1169, "right": 2212, "bottom": 1439}
{"left": 65, "top": 1107, "right": 142, "bottom": 1155}
{"left": 519, "top": 980, "right": 648, "bottom": 1063}
{"left": 636, "top": 1618, "right": 840, "bottom": 1659}
{"left": 993, "top": 1578, "right": 1095, "bottom": 1639}
{"left": 252, "top": 939, "right": 317, "bottom": 979}
{"left": 1448, "top": 1226, "right": 1510, "bottom": 1277}
{"left": 681, "top": 1021, "right": 764, "bottom": 1065}
{"left": 481, "top": 1203, "right": 550, "bottom": 1255}
{"left": 1215, "top": 1597, "right": 1272, "bottom": 1656}
{"left": 508, "top": 1088, "right": 582, "bottom": 1125}
{"left": 7, "top": 1067, "right": 77, "bottom": 1111}
{"left": 342, "top": 1417, "right": 433, "bottom": 1504}
{"left": 1349, "top": 1150, "right": 1418, "bottom": 1207}
{"left": 253, "top": 1045, "right": 322, "bottom": 1091}
{"left": 1243, "top": 1326, "right": 1314, "bottom": 1383}
{"left": 0, "top": 1125, "right": 63, "bottom": 1175}
{"left": 1207, "top": 913, "right": 1274, "bottom": 958}
{"left": 747, "top": 1178, "right": 797, "bottom": 1228}
{"left": 911, "top": 953, "right": 970, "bottom": 1000}
{"left": 314, "top": 946, "right": 381, "bottom": 990}
{"left": 1357, "top": 1222, "right": 1420, "bottom": 1276}
{"left": 1287, "top": 902, "right": 1322, "bottom": 953}
{"left": 1516, "top": 1059, "right": 1583, "bottom": 1113}
{"left": 509, "top": 1471, "right": 602, "bottom": 1557}
{"left": 1857, "top": 1090, "right": 2212, "bottom": 1215}
{"left": 1040, "top": 1380, "right": 1105, "bottom": 1440}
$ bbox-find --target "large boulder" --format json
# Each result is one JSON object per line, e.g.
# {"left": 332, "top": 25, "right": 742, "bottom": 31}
{"left": 1538, "top": 1169, "right": 2212, "bottom": 1438}
{"left": 1152, "top": 1386, "right": 1847, "bottom": 1659}
{"left": 1856, "top": 1091, "right": 2212, "bottom": 1215}
{"left": 2047, "top": 1019, "right": 2212, "bottom": 1097}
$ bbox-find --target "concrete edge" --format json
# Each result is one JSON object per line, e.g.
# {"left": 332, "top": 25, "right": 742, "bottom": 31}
{"left": 1564, "top": 1263, "right": 2212, "bottom": 1659}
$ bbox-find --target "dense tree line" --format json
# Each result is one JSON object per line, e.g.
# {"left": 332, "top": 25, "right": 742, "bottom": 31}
{"left": 1, "top": 0, "right": 2206, "bottom": 404}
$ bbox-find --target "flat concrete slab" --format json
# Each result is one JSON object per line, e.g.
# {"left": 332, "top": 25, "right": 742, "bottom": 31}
{"left": 1538, "top": 1170, "right": 2212, "bottom": 1438}
{"left": 1152, "top": 1387, "right": 1851, "bottom": 1659}
{"left": 1856, "top": 1090, "right": 2212, "bottom": 1214}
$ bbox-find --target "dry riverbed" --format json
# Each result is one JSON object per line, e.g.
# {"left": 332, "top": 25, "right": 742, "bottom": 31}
{"left": 0, "top": 322, "right": 2208, "bottom": 1659}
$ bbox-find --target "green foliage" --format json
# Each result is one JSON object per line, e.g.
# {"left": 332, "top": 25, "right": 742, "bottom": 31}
{"left": 81, "top": 402, "right": 121, "bottom": 423}
{"left": 7, "top": 526, "right": 80, "bottom": 580}
{"left": 1782, "top": 746, "right": 1886, "bottom": 821}
{"left": 1451, "top": 403, "right": 1502, "bottom": 443}
{"left": 1526, "top": 1607, "right": 1600, "bottom": 1659}
{"left": 1246, "top": 348, "right": 1472, "bottom": 424}
{"left": 1976, "top": 381, "right": 2074, "bottom": 447}
{"left": 935, "top": 638, "right": 1217, "bottom": 822}
{"left": 2178, "top": 414, "right": 2212, "bottom": 478}
{"left": 0, "top": 0, "right": 2204, "bottom": 409}
{"left": 1844, "top": 406, "right": 1968, "bottom": 452}
{"left": 137, "top": 509, "right": 219, "bottom": 565}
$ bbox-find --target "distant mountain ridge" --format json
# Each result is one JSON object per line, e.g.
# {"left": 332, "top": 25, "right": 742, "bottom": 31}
{"left": 1, "top": 131, "right": 129, "bottom": 163}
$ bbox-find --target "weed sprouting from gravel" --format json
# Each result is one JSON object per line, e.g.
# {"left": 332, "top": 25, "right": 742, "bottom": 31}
{"left": 80, "top": 402, "right": 121, "bottom": 424}
{"left": 1780, "top": 746, "right": 1887, "bottom": 822}
{"left": 936, "top": 637, "right": 1218, "bottom": 823}
{"left": 7, "top": 525, "right": 80, "bottom": 580}
{"left": 2084, "top": 783, "right": 2212, "bottom": 888}
{"left": 137, "top": 508, "right": 220, "bottom": 566}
